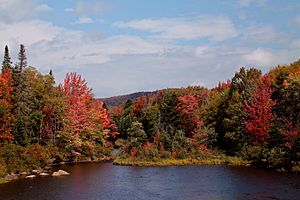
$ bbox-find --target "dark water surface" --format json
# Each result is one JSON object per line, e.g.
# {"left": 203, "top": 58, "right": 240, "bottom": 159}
{"left": 0, "top": 162, "right": 299, "bottom": 200}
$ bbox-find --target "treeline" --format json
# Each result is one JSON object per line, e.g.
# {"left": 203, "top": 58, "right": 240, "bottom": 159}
{"left": 0, "top": 45, "right": 117, "bottom": 175}
{"left": 111, "top": 60, "right": 300, "bottom": 170}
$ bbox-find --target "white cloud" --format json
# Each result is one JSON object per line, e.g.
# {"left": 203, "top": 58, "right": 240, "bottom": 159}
{"left": 0, "top": 18, "right": 181, "bottom": 70}
{"left": 0, "top": 0, "right": 37, "bottom": 22}
{"left": 243, "top": 48, "right": 274, "bottom": 66}
{"left": 35, "top": 4, "right": 53, "bottom": 12}
{"left": 242, "top": 25, "right": 286, "bottom": 43}
{"left": 73, "top": 17, "right": 94, "bottom": 24}
{"left": 291, "top": 39, "right": 300, "bottom": 48}
{"left": 238, "top": 0, "right": 267, "bottom": 7}
{"left": 114, "top": 16, "right": 238, "bottom": 41}
{"left": 294, "top": 15, "right": 300, "bottom": 27}
{"left": 66, "top": 0, "right": 111, "bottom": 16}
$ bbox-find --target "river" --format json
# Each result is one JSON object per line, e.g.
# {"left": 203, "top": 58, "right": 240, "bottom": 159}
{"left": 0, "top": 162, "right": 299, "bottom": 200}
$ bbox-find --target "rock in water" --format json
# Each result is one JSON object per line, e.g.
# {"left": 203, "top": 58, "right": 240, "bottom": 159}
{"left": 58, "top": 170, "right": 70, "bottom": 175}
{"left": 39, "top": 172, "right": 49, "bottom": 176}
{"left": 25, "top": 175, "right": 36, "bottom": 178}
{"left": 52, "top": 170, "right": 70, "bottom": 176}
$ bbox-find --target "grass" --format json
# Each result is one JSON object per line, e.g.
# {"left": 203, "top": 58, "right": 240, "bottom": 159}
{"left": 292, "top": 163, "right": 300, "bottom": 173}
{"left": 113, "top": 156, "right": 250, "bottom": 167}
{"left": 0, "top": 178, "right": 11, "bottom": 184}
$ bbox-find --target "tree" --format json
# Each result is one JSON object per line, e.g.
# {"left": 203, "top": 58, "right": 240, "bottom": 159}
{"left": 11, "top": 45, "right": 33, "bottom": 146}
{"left": 17, "top": 44, "right": 27, "bottom": 71}
{"left": 61, "top": 72, "right": 93, "bottom": 148}
{"left": 2, "top": 45, "right": 12, "bottom": 72}
{"left": 0, "top": 68, "right": 14, "bottom": 142}
{"left": 243, "top": 76, "right": 276, "bottom": 143}
{"left": 127, "top": 121, "right": 147, "bottom": 148}
{"left": 158, "top": 90, "right": 180, "bottom": 134}
{"left": 176, "top": 94, "right": 201, "bottom": 136}
{"left": 204, "top": 67, "right": 261, "bottom": 153}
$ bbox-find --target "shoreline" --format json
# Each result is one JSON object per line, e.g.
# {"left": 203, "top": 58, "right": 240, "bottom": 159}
{"left": 0, "top": 156, "right": 112, "bottom": 184}
{"left": 113, "top": 156, "right": 251, "bottom": 167}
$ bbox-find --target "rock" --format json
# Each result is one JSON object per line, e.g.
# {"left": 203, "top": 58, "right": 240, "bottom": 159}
{"left": 58, "top": 170, "right": 70, "bottom": 176}
{"left": 32, "top": 170, "right": 42, "bottom": 174}
{"left": 25, "top": 175, "right": 36, "bottom": 178}
{"left": 39, "top": 172, "right": 49, "bottom": 176}
{"left": 5, "top": 174, "right": 18, "bottom": 180}
{"left": 20, "top": 172, "right": 28, "bottom": 175}
{"left": 44, "top": 166, "right": 52, "bottom": 170}
{"left": 52, "top": 171, "right": 61, "bottom": 176}
{"left": 52, "top": 170, "right": 70, "bottom": 176}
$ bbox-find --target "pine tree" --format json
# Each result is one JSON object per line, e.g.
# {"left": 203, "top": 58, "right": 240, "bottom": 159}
{"left": 17, "top": 44, "right": 27, "bottom": 71}
{"left": 11, "top": 45, "right": 32, "bottom": 146}
{"left": 2, "top": 45, "right": 12, "bottom": 73}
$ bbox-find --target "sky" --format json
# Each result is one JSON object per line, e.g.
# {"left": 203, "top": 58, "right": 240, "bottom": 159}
{"left": 0, "top": 0, "right": 299, "bottom": 97}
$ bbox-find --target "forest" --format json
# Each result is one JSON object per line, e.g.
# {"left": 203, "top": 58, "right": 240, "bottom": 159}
{"left": 0, "top": 45, "right": 299, "bottom": 179}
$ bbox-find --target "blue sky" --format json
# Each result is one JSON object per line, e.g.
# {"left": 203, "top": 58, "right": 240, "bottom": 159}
{"left": 0, "top": 0, "right": 300, "bottom": 97}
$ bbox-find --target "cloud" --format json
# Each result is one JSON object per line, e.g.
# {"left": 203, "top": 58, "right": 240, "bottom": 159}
{"left": 35, "top": 4, "right": 52, "bottom": 12}
{"left": 0, "top": 0, "right": 52, "bottom": 22}
{"left": 114, "top": 16, "right": 239, "bottom": 41}
{"left": 0, "top": 17, "right": 182, "bottom": 69}
{"left": 73, "top": 17, "right": 94, "bottom": 24}
{"left": 66, "top": 0, "right": 111, "bottom": 16}
{"left": 294, "top": 15, "right": 300, "bottom": 27}
{"left": 0, "top": 0, "right": 38, "bottom": 22}
{"left": 291, "top": 39, "right": 300, "bottom": 48}
{"left": 242, "top": 25, "right": 286, "bottom": 43}
{"left": 238, "top": 0, "right": 267, "bottom": 7}
{"left": 243, "top": 48, "right": 274, "bottom": 66}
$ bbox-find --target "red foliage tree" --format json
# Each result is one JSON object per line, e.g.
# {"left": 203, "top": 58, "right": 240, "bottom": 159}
{"left": 0, "top": 68, "right": 14, "bottom": 141}
{"left": 176, "top": 94, "right": 201, "bottom": 136}
{"left": 91, "top": 100, "right": 118, "bottom": 139}
{"left": 61, "top": 73, "right": 93, "bottom": 147}
{"left": 280, "top": 118, "right": 298, "bottom": 149}
{"left": 243, "top": 76, "right": 276, "bottom": 143}
{"left": 133, "top": 96, "right": 147, "bottom": 117}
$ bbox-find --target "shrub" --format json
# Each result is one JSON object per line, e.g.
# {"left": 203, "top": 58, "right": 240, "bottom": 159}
{"left": 1, "top": 143, "right": 51, "bottom": 173}
{"left": 0, "top": 156, "right": 7, "bottom": 177}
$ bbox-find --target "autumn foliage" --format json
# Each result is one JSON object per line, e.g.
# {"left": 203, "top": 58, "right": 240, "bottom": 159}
{"left": 176, "top": 94, "right": 201, "bottom": 135}
{"left": 243, "top": 76, "right": 276, "bottom": 143}
{"left": 0, "top": 68, "right": 14, "bottom": 141}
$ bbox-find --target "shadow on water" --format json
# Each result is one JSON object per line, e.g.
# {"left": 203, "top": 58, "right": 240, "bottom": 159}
{"left": 0, "top": 163, "right": 299, "bottom": 200}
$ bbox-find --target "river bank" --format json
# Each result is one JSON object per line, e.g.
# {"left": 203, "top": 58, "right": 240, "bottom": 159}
{"left": 0, "top": 156, "right": 112, "bottom": 184}
{"left": 113, "top": 156, "right": 250, "bottom": 167}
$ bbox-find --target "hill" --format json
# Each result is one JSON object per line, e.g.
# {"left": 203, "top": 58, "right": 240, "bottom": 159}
{"left": 100, "top": 91, "right": 159, "bottom": 107}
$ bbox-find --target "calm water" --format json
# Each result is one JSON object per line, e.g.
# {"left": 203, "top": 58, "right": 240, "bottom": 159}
{"left": 0, "top": 162, "right": 299, "bottom": 200}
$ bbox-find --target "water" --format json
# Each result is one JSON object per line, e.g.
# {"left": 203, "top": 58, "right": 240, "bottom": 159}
{"left": 0, "top": 162, "right": 299, "bottom": 200}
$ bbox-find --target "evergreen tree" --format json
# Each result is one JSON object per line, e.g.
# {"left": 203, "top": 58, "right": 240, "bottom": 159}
{"left": 2, "top": 45, "right": 12, "bottom": 72}
{"left": 17, "top": 44, "right": 27, "bottom": 71}
{"left": 11, "top": 45, "right": 32, "bottom": 146}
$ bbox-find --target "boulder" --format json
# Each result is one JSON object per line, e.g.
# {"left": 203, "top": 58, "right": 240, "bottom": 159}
{"left": 39, "top": 172, "right": 49, "bottom": 176}
{"left": 25, "top": 175, "right": 36, "bottom": 178}
{"left": 58, "top": 170, "right": 70, "bottom": 176}
{"left": 5, "top": 174, "right": 18, "bottom": 180}
{"left": 32, "top": 170, "right": 42, "bottom": 174}
{"left": 52, "top": 171, "right": 61, "bottom": 176}
{"left": 44, "top": 166, "right": 52, "bottom": 170}
{"left": 52, "top": 170, "right": 70, "bottom": 176}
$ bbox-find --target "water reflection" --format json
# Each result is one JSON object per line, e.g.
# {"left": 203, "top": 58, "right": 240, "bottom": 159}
{"left": 0, "top": 163, "right": 299, "bottom": 200}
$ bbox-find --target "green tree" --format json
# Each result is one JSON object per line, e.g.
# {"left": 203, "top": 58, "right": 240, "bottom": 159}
{"left": 11, "top": 45, "right": 33, "bottom": 146}
{"left": 127, "top": 121, "right": 147, "bottom": 148}
{"left": 2, "top": 45, "right": 12, "bottom": 72}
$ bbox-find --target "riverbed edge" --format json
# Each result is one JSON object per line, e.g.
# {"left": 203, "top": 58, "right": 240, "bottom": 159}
{"left": 0, "top": 156, "right": 112, "bottom": 184}
{"left": 113, "top": 156, "right": 251, "bottom": 167}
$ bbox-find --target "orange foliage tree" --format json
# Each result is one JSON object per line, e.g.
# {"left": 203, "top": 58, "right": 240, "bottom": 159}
{"left": 0, "top": 68, "right": 14, "bottom": 141}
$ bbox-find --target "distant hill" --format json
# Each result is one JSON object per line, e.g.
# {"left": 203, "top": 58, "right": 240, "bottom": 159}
{"left": 100, "top": 91, "right": 160, "bottom": 107}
